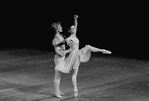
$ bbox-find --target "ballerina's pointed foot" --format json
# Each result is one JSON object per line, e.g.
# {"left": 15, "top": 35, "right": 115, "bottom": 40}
{"left": 102, "top": 50, "right": 112, "bottom": 54}
{"left": 54, "top": 93, "right": 62, "bottom": 98}
{"left": 59, "top": 90, "right": 64, "bottom": 96}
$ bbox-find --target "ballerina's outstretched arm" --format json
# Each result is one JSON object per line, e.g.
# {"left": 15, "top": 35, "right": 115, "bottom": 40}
{"left": 87, "top": 45, "right": 111, "bottom": 54}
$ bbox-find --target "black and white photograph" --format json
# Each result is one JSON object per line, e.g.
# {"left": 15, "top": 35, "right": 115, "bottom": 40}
{"left": 0, "top": 1, "right": 149, "bottom": 101}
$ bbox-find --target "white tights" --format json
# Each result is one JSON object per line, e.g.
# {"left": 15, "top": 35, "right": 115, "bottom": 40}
{"left": 54, "top": 70, "right": 63, "bottom": 98}
{"left": 72, "top": 65, "right": 79, "bottom": 97}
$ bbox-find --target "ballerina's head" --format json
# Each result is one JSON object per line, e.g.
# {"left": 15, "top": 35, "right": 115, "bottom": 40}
{"left": 69, "top": 25, "right": 76, "bottom": 35}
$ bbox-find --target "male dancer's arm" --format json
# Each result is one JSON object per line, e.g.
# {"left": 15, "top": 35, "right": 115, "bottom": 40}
{"left": 64, "top": 48, "right": 72, "bottom": 55}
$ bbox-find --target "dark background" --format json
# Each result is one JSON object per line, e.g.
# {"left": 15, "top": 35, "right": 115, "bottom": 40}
{"left": 0, "top": 1, "right": 149, "bottom": 59}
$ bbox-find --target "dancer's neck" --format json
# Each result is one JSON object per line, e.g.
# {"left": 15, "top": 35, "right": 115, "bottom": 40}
{"left": 56, "top": 32, "right": 61, "bottom": 36}
{"left": 71, "top": 33, "right": 76, "bottom": 37}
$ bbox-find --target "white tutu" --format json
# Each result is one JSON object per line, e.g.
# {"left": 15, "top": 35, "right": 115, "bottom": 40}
{"left": 55, "top": 45, "right": 100, "bottom": 73}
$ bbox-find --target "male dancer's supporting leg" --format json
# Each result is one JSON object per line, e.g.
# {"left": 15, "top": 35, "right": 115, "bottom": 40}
{"left": 54, "top": 70, "right": 63, "bottom": 98}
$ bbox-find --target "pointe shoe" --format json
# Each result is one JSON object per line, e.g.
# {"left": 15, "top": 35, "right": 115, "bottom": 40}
{"left": 74, "top": 88, "right": 78, "bottom": 97}
{"left": 59, "top": 91, "right": 64, "bottom": 96}
{"left": 74, "top": 90, "right": 78, "bottom": 97}
{"left": 102, "top": 50, "right": 111, "bottom": 54}
{"left": 54, "top": 93, "right": 62, "bottom": 98}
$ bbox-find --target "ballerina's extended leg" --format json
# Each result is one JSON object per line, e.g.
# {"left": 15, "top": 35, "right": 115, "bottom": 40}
{"left": 87, "top": 45, "right": 102, "bottom": 52}
{"left": 87, "top": 45, "right": 111, "bottom": 54}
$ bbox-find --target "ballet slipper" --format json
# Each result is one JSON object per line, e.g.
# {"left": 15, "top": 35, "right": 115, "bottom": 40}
{"left": 74, "top": 88, "right": 78, "bottom": 97}
{"left": 102, "top": 50, "right": 111, "bottom": 54}
{"left": 59, "top": 90, "right": 64, "bottom": 96}
{"left": 74, "top": 90, "right": 78, "bottom": 97}
{"left": 54, "top": 92, "right": 62, "bottom": 98}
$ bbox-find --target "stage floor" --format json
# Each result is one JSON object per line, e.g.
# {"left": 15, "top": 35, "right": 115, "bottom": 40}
{"left": 0, "top": 49, "right": 149, "bottom": 101}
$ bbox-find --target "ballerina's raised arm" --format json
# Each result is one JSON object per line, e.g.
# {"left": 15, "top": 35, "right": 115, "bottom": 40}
{"left": 69, "top": 15, "right": 79, "bottom": 36}
{"left": 74, "top": 15, "right": 78, "bottom": 35}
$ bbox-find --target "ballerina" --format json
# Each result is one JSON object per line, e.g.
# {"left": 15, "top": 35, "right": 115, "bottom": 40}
{"left": 55, "top": 15, "right": 111, "bottom": 97}
{"left": 52, "top": 22, "right": 71, "bottom": 98}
